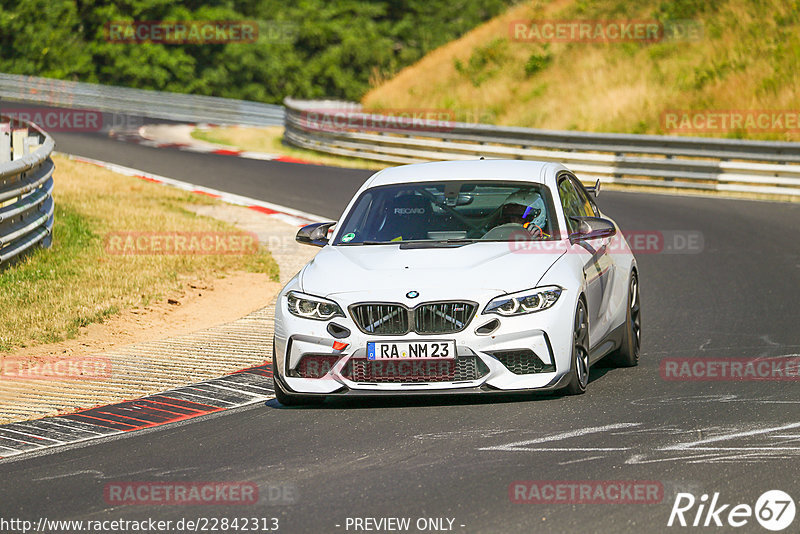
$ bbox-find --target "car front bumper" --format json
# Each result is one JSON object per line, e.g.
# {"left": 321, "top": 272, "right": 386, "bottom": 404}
{"left": 273, "top": 288, "right": 576, "bottom": 396}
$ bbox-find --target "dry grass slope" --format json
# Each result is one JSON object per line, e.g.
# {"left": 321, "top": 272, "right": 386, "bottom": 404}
{"left": 363, "top": 0, "right": 800, "bottom": 141}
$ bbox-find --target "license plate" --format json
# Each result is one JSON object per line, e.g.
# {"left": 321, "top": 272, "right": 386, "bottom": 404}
{"left": 367, "top": 341, "right": 456, "bottom": 360}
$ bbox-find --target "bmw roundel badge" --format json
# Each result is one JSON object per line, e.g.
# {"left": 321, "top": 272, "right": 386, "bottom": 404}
{"left": 406, "top": 291, "right": 419, "bottom": 299}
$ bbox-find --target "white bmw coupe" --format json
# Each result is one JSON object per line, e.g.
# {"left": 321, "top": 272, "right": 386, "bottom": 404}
{"left": 272, "top": 160, "right": 640, "bottom": 404}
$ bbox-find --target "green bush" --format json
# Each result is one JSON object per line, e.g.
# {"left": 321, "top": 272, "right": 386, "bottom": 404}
{"left": 524, "top": 48, "right": 553, "bottom": 77}
{"left": 454, "top": 38, "right": 509, "bottom": 87}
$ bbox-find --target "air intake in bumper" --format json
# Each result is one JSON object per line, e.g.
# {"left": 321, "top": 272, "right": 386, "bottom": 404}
{"left": 291, "top": 354, "right": 341, "bottom": 378}
{"left": 341, "top": 356, "right": 489, "bottom": 383}
{"left": 488, "top": 350, "right": 555, "bottom": 374}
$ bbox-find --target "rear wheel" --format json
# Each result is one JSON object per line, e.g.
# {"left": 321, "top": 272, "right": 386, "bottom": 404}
{"left": 606, "top": 272, "right": 641, "bottom": 367}
{"left": 272, "top": 346, "right": 325, "bottom": 406}
{"left": 562, "top": 299, "right": 589, "bottom": 395}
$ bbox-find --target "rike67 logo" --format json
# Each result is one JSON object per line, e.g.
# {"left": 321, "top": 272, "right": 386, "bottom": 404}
{"left": 668, "top": 490, "right": 796, "bottom": 531}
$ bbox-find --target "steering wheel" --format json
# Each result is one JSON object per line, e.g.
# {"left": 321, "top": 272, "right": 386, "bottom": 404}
{"left": 524, "top": 223, "right": 547, "bottom": 239}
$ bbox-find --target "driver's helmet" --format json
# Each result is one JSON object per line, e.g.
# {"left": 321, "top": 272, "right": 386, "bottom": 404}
{"left": 499, "top": 190, "right": 547, "bottom": 230}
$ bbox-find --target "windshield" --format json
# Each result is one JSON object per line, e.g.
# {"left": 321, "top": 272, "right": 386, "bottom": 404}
{"left": 333, "top": 181, "right": 559, "bottom": 245}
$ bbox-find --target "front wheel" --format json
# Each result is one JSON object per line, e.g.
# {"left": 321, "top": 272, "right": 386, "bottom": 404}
{"left": 605, "top": 272, "right": 641, "bottom": 368}
{"left": 562, "top": 299, "right": 589, "bottom": 395}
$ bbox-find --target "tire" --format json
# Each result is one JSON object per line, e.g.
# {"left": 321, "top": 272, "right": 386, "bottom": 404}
{"left": 605, "top": 272, "right": 641, "bottom": 367}
{"left": 562, "top": 299, "right": 589, "bottom": 395}
{"left": 272, "top": 347, "right": 325, "bottom": 407}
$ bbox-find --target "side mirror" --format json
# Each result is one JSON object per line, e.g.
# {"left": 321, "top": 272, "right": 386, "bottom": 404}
{"left": 296, "top": 222, "right": 336, "bottom": 247}
{"left": 585, "top": 179, "right": 600, "bottom": 198}
{"left": 569, "top": 216, "right": 616, "bottom": 244}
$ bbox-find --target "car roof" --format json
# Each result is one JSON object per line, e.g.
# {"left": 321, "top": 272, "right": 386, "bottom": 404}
{"left": 363, "top": 159, "right": 568, "bottom": 188}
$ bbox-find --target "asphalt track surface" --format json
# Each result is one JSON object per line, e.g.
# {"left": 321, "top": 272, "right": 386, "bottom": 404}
{"left": 1, "top": 125, "right": 800, "bottom": 533}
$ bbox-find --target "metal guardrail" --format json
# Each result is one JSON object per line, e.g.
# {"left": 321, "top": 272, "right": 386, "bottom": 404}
{"left": 284, "top": 98, "right": 800, "bottom": 197}
{"left": 0, "top": 115, "right": 55, "bottom": 266}
{"left": 0, "top": 73, "right": 284, "bottom": 127}
{"left": 2, "top": 75, "right": 797, "bottom": 198}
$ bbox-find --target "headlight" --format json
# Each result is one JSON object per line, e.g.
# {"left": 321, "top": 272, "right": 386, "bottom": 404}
{"left": 286, "top": 291, "right": 345, "bottom": 320}
{"left": 484, "top": 286, "right": 563, "bottom": 316}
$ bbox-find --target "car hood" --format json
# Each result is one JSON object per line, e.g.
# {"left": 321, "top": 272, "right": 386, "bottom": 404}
{"left": 299, "top": 242, "right": 565, "bottom": 297}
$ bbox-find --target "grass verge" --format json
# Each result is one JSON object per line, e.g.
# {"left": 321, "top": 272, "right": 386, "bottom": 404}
{"left": 0, "top": 155, "right": 279, "bottom": 352}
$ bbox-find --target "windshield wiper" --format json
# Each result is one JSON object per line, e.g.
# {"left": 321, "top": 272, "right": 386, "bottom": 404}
{"left": 398, "top": 238, "right": 480, "bottom": 249}
{"left": 338, "top": 241, "right": 392, "bottom": 246}
{"left": 340, "top": 239, "right": 481, "bottom": 247}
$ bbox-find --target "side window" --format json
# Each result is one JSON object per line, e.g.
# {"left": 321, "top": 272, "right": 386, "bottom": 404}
{"left": 571, "top": 177, "right": 598, "bottom": 217}
{"left": 557, "top": 178, "right": 583, "bottom": 233}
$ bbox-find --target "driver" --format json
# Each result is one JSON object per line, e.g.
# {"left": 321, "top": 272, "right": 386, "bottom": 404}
{"left": 494, "top": 190, "right": 548, "bottom": 237}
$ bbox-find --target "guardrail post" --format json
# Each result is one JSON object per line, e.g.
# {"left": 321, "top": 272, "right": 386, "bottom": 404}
{"left": 25, "top": 134, "right": 38, "bottom": 154}
{"left": 0, "top": 122, "right": 10, "bottom": 163}
{"left": 11, "top": 127, "right": 28, "bottom": 160}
